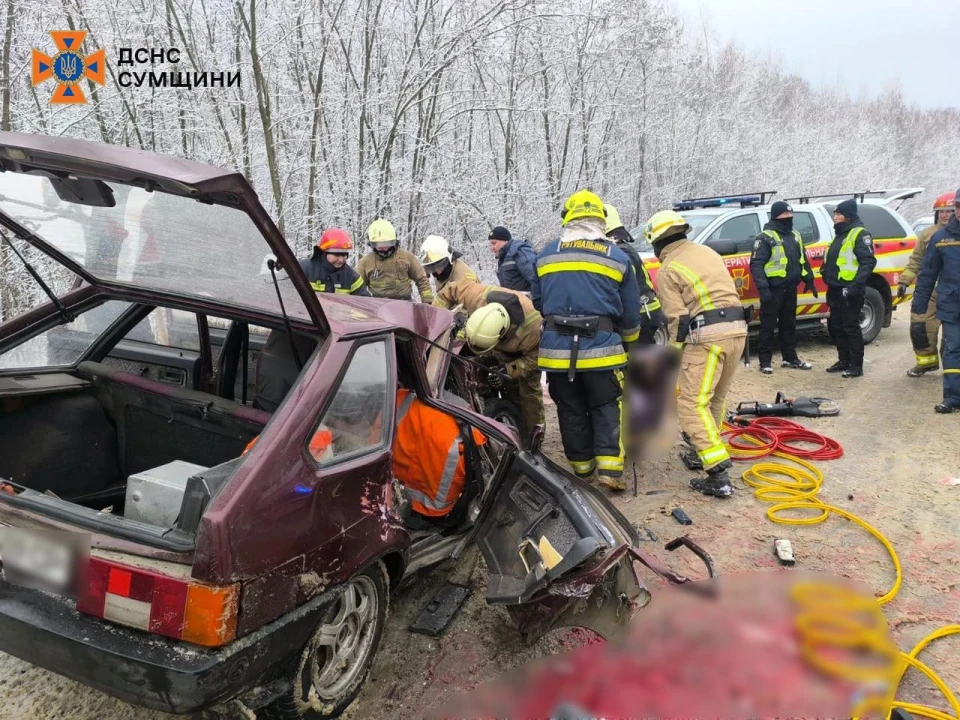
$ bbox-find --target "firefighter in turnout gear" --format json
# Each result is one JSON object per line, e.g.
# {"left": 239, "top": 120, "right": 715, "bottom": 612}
{"left": 749, "top": 200, "right": 817, "bottom": 374}
{"left": 821, "top": 199, "right": 877, "bottom": 378}
{"left": 898, "top": 192, "right": 955, "bottom": 376}
{"left": 604, "top": 203, "right": 664, "bottom": 345}
{"left": 436, "top": 280, "right": 544, "bottom": 438}
{"left": 530, "top": 190, "right": 642, "bottom": 490}
{"left": 420, "top": 234, "right": 479, "bottom": 298}
{"left": 647, "top": 209, "right": 746, "bottom": 498}
{"left": 911, "top": 188, "right": 960, "bottom": 414}
{"left": 357, "top": 219, "right": 435, "bottom": 302}
{"left": 299, "top": 228, "right": 370, "bottom": 296}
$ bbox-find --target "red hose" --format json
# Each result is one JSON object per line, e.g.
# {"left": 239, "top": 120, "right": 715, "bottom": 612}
{"left": 721, "top": 416, "right": 843, "bottom": 461}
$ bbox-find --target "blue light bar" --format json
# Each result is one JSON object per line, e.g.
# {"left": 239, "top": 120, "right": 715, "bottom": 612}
{"left": 674, "top": 194, "right": 762, "bottom": 211}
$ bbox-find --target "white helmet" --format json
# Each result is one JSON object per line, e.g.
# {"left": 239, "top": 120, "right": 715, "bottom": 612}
{"left": 419, "top": 234, "right": 452, "bottom": 267}
{"left": 465, "top": 304, "right": 510, "bottom": 354}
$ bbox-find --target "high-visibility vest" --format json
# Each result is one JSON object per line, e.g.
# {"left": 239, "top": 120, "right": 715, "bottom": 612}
{"left": 761, "top": 230, "right": 806, "bottom": 279}
{"left": 836, "top": 227, "right": 864, "bottom": 282}
{"left": 243, "top": 425, "right": 334, "bottom": 461}
{"left": 392, "top": 389, "right": 485, "bottom": 517}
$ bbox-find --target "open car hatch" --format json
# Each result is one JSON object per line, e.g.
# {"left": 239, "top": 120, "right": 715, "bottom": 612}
{"left": 0, "top": 131, "right": 327, "bottom": 333}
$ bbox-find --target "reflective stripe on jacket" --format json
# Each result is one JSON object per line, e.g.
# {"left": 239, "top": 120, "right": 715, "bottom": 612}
{"left": 392, "top": 389, "right": 485, "bottom": 517}
{"left": 299, "top": 253, "right": 369, "bottom": 295}
{"left": 356, "top": 248, "right": 434, "bottom": 302}
{"left": 530, "top": 220, "right": 642, "bottom": 371}
{"left": 836, "top": 227, "right": 865, "bottom": 281}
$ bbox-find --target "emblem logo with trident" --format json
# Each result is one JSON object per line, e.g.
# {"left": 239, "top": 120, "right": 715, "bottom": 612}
{"left": 32, "top": 30, "right": 105, "bottom": 104}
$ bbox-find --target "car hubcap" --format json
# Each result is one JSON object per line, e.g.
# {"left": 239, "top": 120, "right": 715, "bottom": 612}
{"left": 311, "top": 575, "right": 378, "bottom": 700}
{"left": 860, "top": 303, "right": 874, "bottom": 333}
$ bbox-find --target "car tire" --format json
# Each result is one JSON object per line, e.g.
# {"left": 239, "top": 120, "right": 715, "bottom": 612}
{"left": 266, "top": 562, "right": 389, "bottom": 720}
{"left": 654, "top": 324, "right": 669, "bottom": 346}
{"left": 860, "top": 286, "right": 884, "bottom": 345}
{"left": 483, "top": 397, "right": 525, "bottom": 436}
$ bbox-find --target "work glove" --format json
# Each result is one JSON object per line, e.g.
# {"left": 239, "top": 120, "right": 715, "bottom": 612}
{"left": 504, "top": 361, "right": 522, "bottom": 380}
{"left": 897, "top": 283, "right": 907, "bottom": 300}
{"left": 486, "top": 368, "right": 505, "bottom": 390}
{"left": 453, "top": 311, "right": 468, "bottom": 334}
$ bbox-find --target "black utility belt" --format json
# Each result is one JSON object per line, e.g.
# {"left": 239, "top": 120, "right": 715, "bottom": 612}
{"left": 677, "top": 306, "right": 748, "bottom": 342}
{"left": 544, "top": 315, "right": 616, "bottom": 337}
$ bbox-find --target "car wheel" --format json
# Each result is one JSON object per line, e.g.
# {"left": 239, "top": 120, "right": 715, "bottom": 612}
{"left": 483, "top": 397, "right": 524, "bottom": 436}
{"left": 654, "top": 324, "right": 669, "bottom": 346}
{"left": 860, "top": 287, "right": 884, "bottom": 345}
{"left": 266, "top": 562, "right": 389, "bottom": 720}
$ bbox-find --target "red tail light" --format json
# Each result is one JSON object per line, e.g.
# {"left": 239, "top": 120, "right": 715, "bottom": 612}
{"left": 77, "top": 557, "right": 239, "bottom": 647}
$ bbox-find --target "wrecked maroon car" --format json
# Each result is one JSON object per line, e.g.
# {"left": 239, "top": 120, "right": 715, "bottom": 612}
{"left": 0, "top": 133, "right": 689, "bottom": 718}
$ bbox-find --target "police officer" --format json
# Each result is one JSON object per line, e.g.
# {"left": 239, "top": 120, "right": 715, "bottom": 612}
{"left": 357, "top": 219, "right": 435, "bottom": 302}
{"left": 436, "top": 279, "right": 544, "bottom": 437}
{"left": 299, "top": 228, "right": 371, "bottom": 296}
{"left": 821, "top": 199, "right": 877, "bottom": 378}
{"left": 912, "top": 188, "right": 960, "bottom": 413}
{"left": 645, "top": 210, "right": 746, "bottom": 498}
{"left": 604, "top": 203, "right": 664, "bottom": 344}
{"left": 530, "top": 190, "right": 641, "bottom": 490}
{"left": 898, "top": 192, "right": 956, "bottom": 377}
{"left": 489, "top": 226, "right": 538, "bottom": 292}
{"left": 749, "top": 200, "right": 817, "bottom": 374}
{"left": 420, "top": 234, "right": 480, "bottom": 298}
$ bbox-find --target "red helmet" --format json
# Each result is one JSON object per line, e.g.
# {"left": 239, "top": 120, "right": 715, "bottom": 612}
{"left": 318, "top": 228, "right": 353, "bottom": 254}
{"left": 933, "top": 192, "right": 955, "bottom": 210}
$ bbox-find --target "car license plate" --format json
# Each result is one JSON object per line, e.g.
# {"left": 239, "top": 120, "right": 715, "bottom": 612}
{"left": 0, "top": 527, "right": 87, "bottom": 597}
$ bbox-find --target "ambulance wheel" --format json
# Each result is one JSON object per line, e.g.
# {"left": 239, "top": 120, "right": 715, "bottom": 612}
{"left": 484, "top": 397, "right": 524, "bottom": 436}
{"left": 267, "top": 562, "right": 389, "bottom": 720}
{"left": 860, "top": 286, "right": 884, "bottom": 345}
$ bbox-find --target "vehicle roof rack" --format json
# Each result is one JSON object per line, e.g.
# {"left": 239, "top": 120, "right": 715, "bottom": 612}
{"left": 673, "top": 191, "right": 777, "bottom": 211}
{"left": 785, "top": 190, "right": 886, "bottom": 204}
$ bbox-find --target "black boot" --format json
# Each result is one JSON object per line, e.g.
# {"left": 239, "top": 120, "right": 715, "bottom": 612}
{"left": 842, "top": 367, "right": 863, "bottom": 378}
{"left": 690, "top": 460, "right": 734, "bottom": 498}
{"left": 935, "top": 402, "right": 960, "bottom": 414}
{"left": 825, "top": 361, "right": 848, "bottom": 373}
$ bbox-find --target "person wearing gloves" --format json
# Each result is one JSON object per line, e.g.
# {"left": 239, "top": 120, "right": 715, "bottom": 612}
{"left": 748, "top": 201, "right": 817, "bottom": 374}
{"left": 820, "top": 199, "right": 877, "bottom": 378}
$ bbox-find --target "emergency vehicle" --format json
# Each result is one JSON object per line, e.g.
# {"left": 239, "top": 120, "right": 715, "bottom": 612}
{"left": 635, "top": 189, "right": 921, "bottom": 344}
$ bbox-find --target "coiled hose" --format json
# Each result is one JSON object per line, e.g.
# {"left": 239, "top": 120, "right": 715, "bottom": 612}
{"left": 721, "top": 416, "right": 960, "bottom": 719}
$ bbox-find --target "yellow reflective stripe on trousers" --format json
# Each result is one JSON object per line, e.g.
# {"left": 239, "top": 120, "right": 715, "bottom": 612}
{"left": 537, "top": 261, "right": 624, "bottom": 283}
{"left": 944, "top": 369, "right": 960, "bottom": 374}
{"left": 916, "top": 353, "right": 939, "bottom": 366}
{"left": 539, "top": 353, "right": 628, "bottom": 370}
{"left": 695, "top": 345, "right": 728, "bottom": 464}
{"left": 621, "top": 330, "right": 640, "bottom": 343}
{"left": 670, "top": 262, "right": 716, "bottom": 310}
{"left": 569, "top": 459, "right": 597, "bottom": 476}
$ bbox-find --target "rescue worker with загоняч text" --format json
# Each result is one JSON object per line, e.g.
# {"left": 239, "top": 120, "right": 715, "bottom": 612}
{"left": 530, "top": 189, "right": 642, "bottom": 491}
{"left": 646, "top": 209, "right": 746, "bottom": 499}
{"left": 749, "top": 200, "right": 817, "bottom": 375}
{"left": 821, "top": 199, "right": 877, "bottom": 378}
{"left": 898, "top": 191, "right": 956, "bottom": 377}
{"left": 298, "top": 228, "right": 371, "bottom": 296}
{"left": 911, "top": 188, "right": 960, "bottom": 414}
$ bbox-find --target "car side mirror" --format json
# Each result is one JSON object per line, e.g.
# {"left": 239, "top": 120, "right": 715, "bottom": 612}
{"left": 705, "top": 238, "right": 739, "bottom": 256}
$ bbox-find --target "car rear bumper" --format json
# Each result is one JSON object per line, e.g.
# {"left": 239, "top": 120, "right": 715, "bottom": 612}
{"left": 0, "top": 577, "right": 333, "bottom": 715}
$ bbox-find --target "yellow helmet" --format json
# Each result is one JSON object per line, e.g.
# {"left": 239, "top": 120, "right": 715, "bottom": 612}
{"left": 644, "top": 210, "right": 690, "bottom": 245}
{"left": 561, "top": 190, "right": 606, "bottom": 226}
{"left": 465, "top": 303, "right": 510, "bottom": 354}
{"left": 603, "top": 203, "right": 624, "bottom": 234}
{"left": 419, "top": 234, "right": 452, "bottom": 266}
{"left": 367, "top": 219, "right": 397, "bottom": 247}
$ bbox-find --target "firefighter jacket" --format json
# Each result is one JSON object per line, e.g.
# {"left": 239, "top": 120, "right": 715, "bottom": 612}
{"left": 530, "top": 219, "right": 642, "bottom": 371}
{"left": 393, "top": 388, "right": 485, "bottom": 517}
{"left": 901, "top": 224, "right": 940, "bottom": 287}
{"left": 821, "top": 220, "right": 877, "bottom": 289}
{"left": 608, "top": 226, "right": 663, "bottom": 330}
{"left": 436, "top": 280, "right": 542, "bottom": 378}
{"left": 299, "top": 251, "right": 370, "bottom": 296}
{"left": 357, "top": 248, "right": 434, "bottom": 302}
{"left": 432, "top": 253, "right": 479, "bottom": 300}
{"left": 749, "top": 220, "right": 815, "bottom": 293}
{"left": 656, "top": 238, "right": 747, "bottom": 345}
{"left": 496, "top": 238, "right": 538, "bottom": 292}
{"left": 912, "top": 214, "right": 960, "bottom": 323}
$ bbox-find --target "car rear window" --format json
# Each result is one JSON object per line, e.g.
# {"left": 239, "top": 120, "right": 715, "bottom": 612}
{"left": 825, "top": 204, "right": 907, "bottom": 239}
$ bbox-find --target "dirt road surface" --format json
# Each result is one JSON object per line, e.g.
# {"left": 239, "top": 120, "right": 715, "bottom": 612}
{"left": 2, "top": 313, "right": 958, "bottom": 719}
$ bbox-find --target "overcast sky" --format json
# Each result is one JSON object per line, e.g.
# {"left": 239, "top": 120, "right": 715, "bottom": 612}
{"left": 670, "top": 0, "right": 960, "bottom": 110}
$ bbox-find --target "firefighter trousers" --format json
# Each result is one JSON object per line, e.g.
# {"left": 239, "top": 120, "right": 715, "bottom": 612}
{"left": 547, "top": 369, "right": 625, "bottom": 478}
{"left": 677, "top": 336, "right": 745, "bottom": 470}
{"left": 910, "top": 291, "right": 941, "bottom": 369}
{"left": 501, "top": 371, "right": 545, "bottom": 440}
{"left": 942, "top": 321, "right": 960, "bottom": 406}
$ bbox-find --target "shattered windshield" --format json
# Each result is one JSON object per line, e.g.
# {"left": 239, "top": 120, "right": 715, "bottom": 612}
{"left": 0, "top": 172, "right": 311, "bottom": 321}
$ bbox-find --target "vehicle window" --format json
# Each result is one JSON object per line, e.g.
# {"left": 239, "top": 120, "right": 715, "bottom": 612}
{"left": 0, "top": 300, "right": 131, "bottom": 370}
{"left": 703, "top": 214, "right": 761, "bottom": 253}
{"left": 124, "top": 308, "right": 201, "bottom": 351}
{"left": 793, "top": 212, "right": 819, "bottom": 244}
{"left": 309, "top": 340, "right": 391, "bottom": 465}
{"left": 825, "top": 204, "right": 907, "bottom": 239}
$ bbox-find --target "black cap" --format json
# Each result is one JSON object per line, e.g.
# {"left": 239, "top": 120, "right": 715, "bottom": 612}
{"left": 835, "top": 199, "right": 859, "bottom": 221}
{"left": 770, "top": 200, "right": 793, "bottom": 219}
{"left": 488, "top": 226, "right": 511, "bottom": 242}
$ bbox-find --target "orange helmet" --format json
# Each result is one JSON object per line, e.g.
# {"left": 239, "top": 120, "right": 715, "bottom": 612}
{"left": 933, "top": 192, "right": 955, "bottom": 210}
{"left": 318, "top": 228, "right": 353, "bottom": 254}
